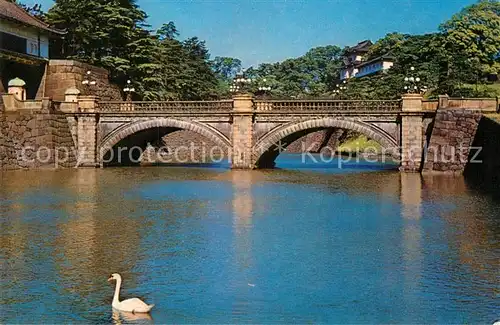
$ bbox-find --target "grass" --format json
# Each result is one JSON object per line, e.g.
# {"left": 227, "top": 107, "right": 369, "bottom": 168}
{"left": 337, "top": 135, "right": 383, "bottom": 154}
{"left": 462, "top": 83, "right": 500, "bottom": 96}
{"left": 485, "top": 113, "right": 500, "bottom": 124}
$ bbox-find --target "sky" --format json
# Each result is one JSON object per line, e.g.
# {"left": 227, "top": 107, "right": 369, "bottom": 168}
{"left": 32, "top": 0, "right": 477, "bottom": 68}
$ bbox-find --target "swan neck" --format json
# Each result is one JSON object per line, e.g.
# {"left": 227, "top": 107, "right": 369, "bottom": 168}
{"left": 113, "top": 278, "right": 121, "bottom": 304}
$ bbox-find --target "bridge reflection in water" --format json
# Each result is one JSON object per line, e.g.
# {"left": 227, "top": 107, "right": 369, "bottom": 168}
{"left": 0, "top": 167, "right": 499, "bottom": 323}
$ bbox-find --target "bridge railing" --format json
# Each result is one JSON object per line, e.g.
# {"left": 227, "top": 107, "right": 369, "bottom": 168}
{"left": 446, "top": 97, "right": 498, "bottom": 112}
{"left": 422, "top": 100, "right": 438, "bottom": 111}
{"left": 97, "top": 100, "right": 234, "bottom": 112}
{"left": 254, "top": 99, "right": 402, "bottom": 112}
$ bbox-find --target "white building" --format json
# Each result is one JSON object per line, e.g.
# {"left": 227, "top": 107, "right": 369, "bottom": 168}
{"left": 0, "top": 0, "right": 65, "bottom": 97}
{"left": 340, "top": 40, "right": 394, "bottom": 80}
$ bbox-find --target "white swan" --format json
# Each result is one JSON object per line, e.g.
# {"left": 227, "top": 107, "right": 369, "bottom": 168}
{"left": 108, "top": 273, "right": 154, "bottom": 313}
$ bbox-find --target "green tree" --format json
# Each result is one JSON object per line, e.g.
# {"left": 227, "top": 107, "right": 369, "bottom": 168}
{"left": 365, "top": 32, "right": 407, "bottom": 60}
{"left": 249, "top": 45, "right": 343, "bottom": 98}
{"left": 212, "top": 57, "right": 242, "bottom": 81}
{"left": 7, "top": 0, "right": 45, "bottom": 20}
{"left": 440, "top": 0, "right": 500, "bottom": 82}
{"left": 46, "top": 0, "right": 150, "bottom": 83}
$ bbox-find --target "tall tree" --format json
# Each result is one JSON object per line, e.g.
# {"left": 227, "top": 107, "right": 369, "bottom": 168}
{"left": 249, "top": 45, "right": 343, "bottom": 98}
{"left": 440, "top": 0, "right": 500, "bottom": 81}
{"left": 46, "top": 0, "right": 150, "bottom": 82}
{"left": 212, "top": 57, "right": 242, "bottom": 81}
{"left": 12, "top": 0, "right": 45, "bottom": 20}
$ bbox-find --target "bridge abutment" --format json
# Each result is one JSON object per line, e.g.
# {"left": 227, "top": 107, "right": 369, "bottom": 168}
{"left": 231, "top": 94, "right": 254, "bottom": 169}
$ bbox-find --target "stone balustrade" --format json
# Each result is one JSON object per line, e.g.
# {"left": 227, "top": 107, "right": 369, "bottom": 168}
{"left": 255, "top": 99, "right": 402, "bottom": 112}
{"left": 97, "top": 100, "right": 234, "bottom": 112}
{"left": 446, "top": 97, "right": 499, "bottom": 112}
{"left": 1, "top": 94, "right": 52, "bottom": 112}
{"left": 422, "top": 100, "right": 438, "bottom": 111}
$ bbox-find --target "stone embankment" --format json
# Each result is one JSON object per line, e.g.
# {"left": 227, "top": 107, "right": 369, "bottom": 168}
{"left": 422, "top": 108, "right": 482, "bottom": 174}
{"left": 464, "top": 115, "right": 500, "bottom": 186}
{"left": 0, "top": 108, "right": 76, "bottom": 169}
{"left": 40, "top": 60, "right": 122, "bottom": 101}
{"left": 286, "top": 129, "right": 345, "bottom": 153}
{"left": 140, "top": 130, "right": 227, "bottom": 165}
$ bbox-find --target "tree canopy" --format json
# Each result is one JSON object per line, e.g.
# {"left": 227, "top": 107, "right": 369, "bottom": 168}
{"left": 12, "top": 0, "right": 500, "bottom": 99}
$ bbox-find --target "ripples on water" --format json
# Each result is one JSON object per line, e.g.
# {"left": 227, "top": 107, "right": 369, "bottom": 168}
{"left": 0, "top": 155, "right": 499, "bottom": 324}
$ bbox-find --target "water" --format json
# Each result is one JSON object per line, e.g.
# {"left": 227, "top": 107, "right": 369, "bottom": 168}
{"left": 1, "top": 155, "right": 499, "bottom": 324}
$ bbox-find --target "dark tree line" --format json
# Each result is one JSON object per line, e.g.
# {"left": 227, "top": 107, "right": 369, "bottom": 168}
{"left": 11, "top": 0, "right": 500, "bottom": 99}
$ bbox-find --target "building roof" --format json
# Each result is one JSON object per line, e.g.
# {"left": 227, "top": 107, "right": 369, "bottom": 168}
{"left": 346, "top": 40, "right": 373, "bottom": 54}
{"left": 0, "top": 48, "right": 48, "bottom": 64}
{"left": 0, "top": 0, "right": 65, "bottom": 34}
{"left": 356, "top": 53, "right": 395, "bottom": 69}
{"left": 8, "top": 77, "right": 26, "bottom": 87}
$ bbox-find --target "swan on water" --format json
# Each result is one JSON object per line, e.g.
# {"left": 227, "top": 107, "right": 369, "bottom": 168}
{"left": 108, "top": 273, "right": 154, "bottom": 313}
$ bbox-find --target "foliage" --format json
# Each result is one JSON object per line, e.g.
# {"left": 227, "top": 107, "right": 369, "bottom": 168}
{"left": 8, "top": 0, "right": 45, "bottom": 20}
{"left": 42, "top": 1, "right": 219, "bottom": 100}
{"left": 46, "top": 0, "right": 148, "bottom": 83}
{"left": 246, "top": 45, "right": 343, "bottom": 98}
{"left": 11, "top": 0, "right": 500, "bottom": 100}
{"left": 440, "top": 0, "right": 500, "bottom": 76}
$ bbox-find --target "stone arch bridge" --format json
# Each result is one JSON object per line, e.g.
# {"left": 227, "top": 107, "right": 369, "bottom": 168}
{"left": 60, "top": 93, "right": 433, "bottom": 171}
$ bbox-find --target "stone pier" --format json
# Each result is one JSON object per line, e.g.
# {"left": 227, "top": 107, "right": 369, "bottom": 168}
{"left": 400, "top": 94, "right": 424, "bottom": 172}
{"left": 75, "top": 96, "right": 99, "bottom": 167}
{"left": 231, "top": 94, "right": 254, "bottom": 169}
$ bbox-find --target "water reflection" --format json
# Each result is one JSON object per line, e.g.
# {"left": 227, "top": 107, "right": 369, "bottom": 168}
{"left": 230, "top": 171, "right": 255, "bottom": 319}
{"left": 399, "top": 173, "right": 424, "bottom": 317}
{"left": 0, "top": 166, "right": 499, "bottom": 324}
{"left": 54, "top": 169, "right": 98, "bottom": 298}
{"left": 112, "top": 308, "right": 153, "bottom": 324}
{"left": 232, "top": 171, "right": 254, "bottom": 233}
{"left": 423, "top": 174, "right": 500, "bottom": 287}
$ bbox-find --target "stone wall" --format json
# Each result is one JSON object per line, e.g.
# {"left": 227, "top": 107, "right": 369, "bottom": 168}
{"left": 287, "top": 130, "right": 334, "bottom": 153}
{"left": 42, "top": 60, "right": 122, "bottom": 101}
{"left": 141, "top": 130, "right": 227, "bottom": 165}
{"left": 422, "top": 108, "right": 482, "bottom": 174}
{"left": 0, "top": 109, "right": 76, "bottom": 170}
{"left": 464, "top": 116, "right": 500, "bottom": 188}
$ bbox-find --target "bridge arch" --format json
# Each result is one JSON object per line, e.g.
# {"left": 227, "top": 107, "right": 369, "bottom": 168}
{"left": 252, "top": 117, "right": 399, "bottom": 168}
{"left": 99, "top": 118, "right": 231, "bottom": 165}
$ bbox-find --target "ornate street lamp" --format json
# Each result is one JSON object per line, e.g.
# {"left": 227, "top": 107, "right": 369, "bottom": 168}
{"left": 404, "top": 66, "right": 427, "bottom": 94}
{"left": 230, "top": 73, "right": 253, "bottom": 94}
{"left": 123, "top": 79, "right": 135, "bottom": 101}
{"left": 334, "top": 80, "right": 348, "bottom": 99}
{"left": 257, "top": 78, "right": 272, "bottom": 96}
{"left": 81, "top": 70, "right": 97, "bottom": 95}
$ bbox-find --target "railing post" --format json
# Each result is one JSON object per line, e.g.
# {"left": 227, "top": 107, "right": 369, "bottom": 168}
{"left": 438, "top": 94, "right": 449, "bottom": 109}
{"left": 231, "top": 93, "right": 254, "bottom": 169}
{"left": 77, "top": 95, "right": 99, "bottom": 113}
{"left": 400, "top": 93, "right": 424, "bottom": 172}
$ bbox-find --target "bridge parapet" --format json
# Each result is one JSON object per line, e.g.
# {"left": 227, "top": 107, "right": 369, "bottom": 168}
{"left": 97, "top": 100, "right": 234, "bottom": 112}
{"left": 254, "top": 99, "right": 402, "bottom": 112}
{"left": 445, "top": 97, "right": 499, "bottom": 112}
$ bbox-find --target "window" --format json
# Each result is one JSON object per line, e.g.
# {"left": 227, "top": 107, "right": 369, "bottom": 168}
{"left": 0, "top": 32, "right": 28, "bottom": 55}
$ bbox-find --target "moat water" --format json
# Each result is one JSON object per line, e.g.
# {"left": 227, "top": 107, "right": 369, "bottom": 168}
{"left": 1, "top": 154, "right": 499, "bottom": 324}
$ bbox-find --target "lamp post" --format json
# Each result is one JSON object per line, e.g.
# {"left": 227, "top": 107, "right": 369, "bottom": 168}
{"left": 81, "top": 70, "right": 96, "bottom": 95}
{"left": 334, "top": 80, "right": 348, "bottom": 99}
{"left": 404, "top": 66, "right": 425, "bottom": 94}
{"left": 256, "top": 78, "right": 272, "bottom": 98}
{"left": 230, "top": 73, "right": 253, "bottom": 94}
{"left": 123, "top": 79, "right": 135, "bottom": 101}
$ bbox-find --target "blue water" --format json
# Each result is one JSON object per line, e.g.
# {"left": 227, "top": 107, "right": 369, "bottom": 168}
{"left": 0, "top": 156, "right": 498, "bottom": 324}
